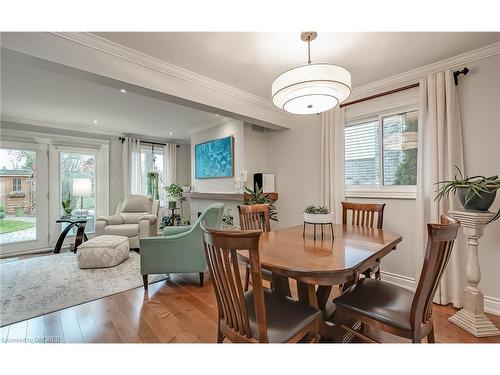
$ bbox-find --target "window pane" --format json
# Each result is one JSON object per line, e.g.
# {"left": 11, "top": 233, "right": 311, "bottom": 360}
{"left": 0, "top": 148, "right": 37, "bottom": 245}
{"left": 382, "top": 111, "right": 418, "bottom": 186}
{"left": 345, "top": 120, "right": 380, "bottom": 185}
{"left": 59, "top": 152, "right": 96, "bottom": 233}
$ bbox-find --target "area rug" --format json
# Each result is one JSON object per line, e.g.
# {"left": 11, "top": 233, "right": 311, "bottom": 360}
{"left": 0, "top": 251, "right": 166, "bottom": 327}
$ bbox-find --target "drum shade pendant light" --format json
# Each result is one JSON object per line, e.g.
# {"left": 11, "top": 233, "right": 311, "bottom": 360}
{"left": 272, "top": 32, "right": 351, "bottom": 115}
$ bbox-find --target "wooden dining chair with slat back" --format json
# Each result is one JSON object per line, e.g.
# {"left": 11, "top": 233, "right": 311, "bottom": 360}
{"left": 238, "top": 204, "right": 272, "bottom": 291}
{"left": 200, "top": 222, "right": 321, "bottom": 343}
{"left": 331, "top": 215, "right": 460, "bottom": 343}
{"left": 341, "top": 202, "right": 386, "bottom": 279}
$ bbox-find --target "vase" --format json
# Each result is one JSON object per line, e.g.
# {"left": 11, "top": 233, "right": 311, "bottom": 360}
{"left": 303, "top": 212, "right": 334, "bottom": 224}
{"left": 457, "top": 187, "right": 497, "bottom": 211}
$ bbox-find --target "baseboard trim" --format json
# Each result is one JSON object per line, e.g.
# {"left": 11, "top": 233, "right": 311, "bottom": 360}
{"left": 381, "top": 271, "right": 500, "bottom": 316}
{"left": 484, "top": 296, "right": 500, "bottom": 317}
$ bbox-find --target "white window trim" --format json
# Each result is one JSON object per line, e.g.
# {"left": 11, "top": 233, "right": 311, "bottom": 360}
{"left": 344, "top": 102, "right": 419, "bottom": 200}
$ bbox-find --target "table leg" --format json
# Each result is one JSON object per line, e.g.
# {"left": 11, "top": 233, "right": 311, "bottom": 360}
{"left": 54, "top": 223, "right": 78, "bottom": 253}
{"left": 271, "top": 273, "right": 291, "bottom": 298}
{"left": 73, "top": 222, "right": 87, "bottom": 252}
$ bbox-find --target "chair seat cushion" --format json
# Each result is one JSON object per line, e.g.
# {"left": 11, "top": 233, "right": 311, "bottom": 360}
{"left": 244, "top": 289, "right": 320, "bottom": 343}
{"left": 104, "top": 223, "right": 139, "bottom": 237}
{"left": 77, "top": 235, "right": 130, "bottom": 269}
{"left": 333, "top": 278, "right": 415, "bottom": 331}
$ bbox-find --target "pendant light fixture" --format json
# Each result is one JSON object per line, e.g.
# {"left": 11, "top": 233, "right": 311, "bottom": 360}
{"left": 272, "top": 32, "right": 351, "bottom": 115}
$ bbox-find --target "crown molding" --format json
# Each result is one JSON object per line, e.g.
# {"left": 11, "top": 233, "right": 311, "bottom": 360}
{"left": 51, "top": 32, "right": 282, "bottom": 114}
{"left": 349, "top": 42, "right": 500, "bottom": 101}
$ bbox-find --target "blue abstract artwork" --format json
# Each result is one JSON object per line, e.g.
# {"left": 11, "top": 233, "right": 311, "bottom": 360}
{"left": 195, "top": 136, "right": 234, "bottom": 179}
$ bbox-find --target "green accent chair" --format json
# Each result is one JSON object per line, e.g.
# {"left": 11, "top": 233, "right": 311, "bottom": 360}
{"left": 139, "top": 203, "right": 224, "bottom": 290}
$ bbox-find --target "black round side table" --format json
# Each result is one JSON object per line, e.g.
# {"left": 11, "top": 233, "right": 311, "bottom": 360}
{"left": 54, "top": 217, "right": 89, "bottom": 253}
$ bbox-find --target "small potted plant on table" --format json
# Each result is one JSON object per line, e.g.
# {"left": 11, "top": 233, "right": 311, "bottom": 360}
{"left": 435, "top": 167, "right": 500, "bottom": 223}
{"left": 303, "top": 205, "right": 334, "bottom": 239}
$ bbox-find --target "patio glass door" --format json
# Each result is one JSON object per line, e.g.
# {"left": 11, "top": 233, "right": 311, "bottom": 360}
{"left": 0, "top": 142, "right": 49, "bottom": 255}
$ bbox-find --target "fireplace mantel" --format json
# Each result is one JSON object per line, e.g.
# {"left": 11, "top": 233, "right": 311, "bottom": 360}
{"left": 182, "top": 192, "right": 278, "bottom": 202}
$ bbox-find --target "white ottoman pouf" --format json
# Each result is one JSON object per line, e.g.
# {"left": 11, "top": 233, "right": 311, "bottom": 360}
{"left": 77, "top": 235, "right": 130, "bottom": 269}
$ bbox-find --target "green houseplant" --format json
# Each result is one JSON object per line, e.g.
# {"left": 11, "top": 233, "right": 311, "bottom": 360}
{"left": 146, "top": 171, "right": 160, "bottom": 200}
{"left": 61, "top": 193, "right": 74, "bottom": 217}
{"left": 243, "top": 184, "right": 278, "bottom": 222}
{"left": 303, "top": 205, "right": 334, "bottom": 224}
{"left": 165, "top": 182, "right": 183, "bottom": 209}
{"left": 435, "top": 167, "right": 500, "bottom": 222}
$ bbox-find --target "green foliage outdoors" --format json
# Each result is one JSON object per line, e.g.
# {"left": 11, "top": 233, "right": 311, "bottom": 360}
{"left": 393, "top": 113, "right": 418, "bottom": 185}
{"left": 0, "top": 204, "right": 5, "bottom": 221}
{"left": 244, "top": 184, "right": 278, "bottom": 222}
{"left": 0, "top": 220, "right": 35, "bottom": 234}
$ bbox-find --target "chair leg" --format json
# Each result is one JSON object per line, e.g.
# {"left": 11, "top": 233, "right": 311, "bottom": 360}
{"left": 142, "top": 275, "right": 148, "bottom": 291}
{"left": 199, "top": 272, "right": 204, "bottom": 287}
{"left": 217, "top": 321, "right": 224, "bottom": 343}
{"left": 427, "top": 326, "right": 435, "bottom": 343}
{"left": 244, "top": 265, "right": 250, "bottom": 292}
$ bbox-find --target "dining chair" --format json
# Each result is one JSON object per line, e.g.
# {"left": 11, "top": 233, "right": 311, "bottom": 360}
{"left": 341, "top": 201, "right": 386, "bottom": 279}
{"left": 331, "top": 215, "right": 460, "bottom": 343}
{"left": 201, "top": 222, "right": 321, "bottom": 343}
{"left": 238, "top": 204, "right": 272, "bottom": 291}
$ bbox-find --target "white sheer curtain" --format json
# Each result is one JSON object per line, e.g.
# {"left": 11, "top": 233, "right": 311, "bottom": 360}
{"left": 163, "top": 143, "right": 177, "bottom": 186}
{"left": 320, "top": 107, "right": 346, "bottom": 223}
{"left": 415, "top": 70, "right": 465, "bottom": 307}
{"left": 122, "top": 137, "right": 143, "bottom": 196}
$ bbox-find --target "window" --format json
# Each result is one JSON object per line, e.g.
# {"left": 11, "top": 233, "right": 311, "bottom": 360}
{"left": 59, "top": 152, "right": 96, "bottom": 232}
{"left": 12, "top": 177, "right": 22, "bottom": 192}
{"left": 140, "top": 144, "right": 165, "bottom": 205}
{"left": 345, "top": 110, "right": 418, "bottom": 198}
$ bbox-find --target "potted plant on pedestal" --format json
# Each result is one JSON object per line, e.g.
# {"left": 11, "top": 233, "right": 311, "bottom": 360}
{"left": 435, "top": 167, "right": 500, "bottom": 222}
{"left": 165, "top": 183, "right": 183, "bottom": 209}
{"left": 303, "top": 205, "right": 334, "bottom": 224}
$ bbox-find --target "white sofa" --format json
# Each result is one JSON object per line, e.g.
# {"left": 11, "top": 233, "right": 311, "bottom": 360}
{"left": 96, "top": 195, "right": 159, "bottom": 249}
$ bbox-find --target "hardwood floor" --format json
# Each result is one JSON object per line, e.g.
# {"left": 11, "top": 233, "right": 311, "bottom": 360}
{"left": 1, "top": 272, "right": 499, "bottom": 343}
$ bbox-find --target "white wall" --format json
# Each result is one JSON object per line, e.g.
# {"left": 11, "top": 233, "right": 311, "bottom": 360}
{"left": 244, "top": 123, "right": 270, "bottom": 189}
{"left": 266, "top": 115, "right": 321, "bottom": 228}
{"left": 459, "top": 54, "right": 500, "bottom": 304}
{"left": 191, "top": 119, "right": 245, "bottom": 193}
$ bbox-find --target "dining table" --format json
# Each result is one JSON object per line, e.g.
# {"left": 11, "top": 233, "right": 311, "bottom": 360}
{"left": 238, "top": 224, "right": 402, "bottom": 342}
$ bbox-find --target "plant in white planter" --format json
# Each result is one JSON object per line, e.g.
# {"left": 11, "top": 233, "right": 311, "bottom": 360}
{"left": 303, "top": 205, "right": 334, "bottom": 223}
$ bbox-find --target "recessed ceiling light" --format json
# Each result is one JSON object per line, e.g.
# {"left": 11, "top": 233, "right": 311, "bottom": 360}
{"left": 120, "top": 89, "right": 127, "bottom": 93}
{"left": 93, "top": 120, "right": 98, "bottom": 124}
{"left": 169, "top": 132, "right": 173, "bottom": 136}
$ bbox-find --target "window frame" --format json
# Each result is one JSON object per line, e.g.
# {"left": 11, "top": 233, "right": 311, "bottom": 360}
{"left": 345, "top": 105, "right": 418, "bottom": 200}
{"left": 12, "top": 176, "right": 22, "bottom": 192}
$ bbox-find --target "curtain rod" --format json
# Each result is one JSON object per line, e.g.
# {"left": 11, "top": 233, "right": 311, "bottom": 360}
{"left": 119, "top": 137, "right": 180, "bottom": 148}
{"left": 340, "top": 67, "right": 469, "bottom": 108}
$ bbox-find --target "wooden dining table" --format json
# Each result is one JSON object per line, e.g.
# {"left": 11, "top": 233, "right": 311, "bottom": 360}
{"left": 238, "top": 224, "right": 402, "bottom": 341}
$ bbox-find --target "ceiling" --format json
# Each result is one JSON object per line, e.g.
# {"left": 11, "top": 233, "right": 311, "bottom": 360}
{"left": 0, "top": 48, "right": 230, "bottom": 141}
{"left": 94, "top": 32, "right": 500, "bottom": 99}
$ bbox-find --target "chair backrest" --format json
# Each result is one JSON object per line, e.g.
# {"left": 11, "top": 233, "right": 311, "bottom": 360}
{"left": 192, "top": 203, "right": 224, "bottom": 230}
{"left": 341, "top": 201, "right": 385, "bottom": 229}
{"left": 238, "top": 204, "right": 271, "bottom": 232}
{"left": 411, "top": 215, "right": 460, "bottom": 328}
{"left": 116, "top": 195, "right": 159, "bottom": 224}
{"left": 201, "top": 222, "right": 267, "bottom": 342}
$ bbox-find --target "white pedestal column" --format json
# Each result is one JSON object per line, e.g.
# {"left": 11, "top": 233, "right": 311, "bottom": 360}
{"left": 448, "top": 210, "right": 500, "bottom": 337}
